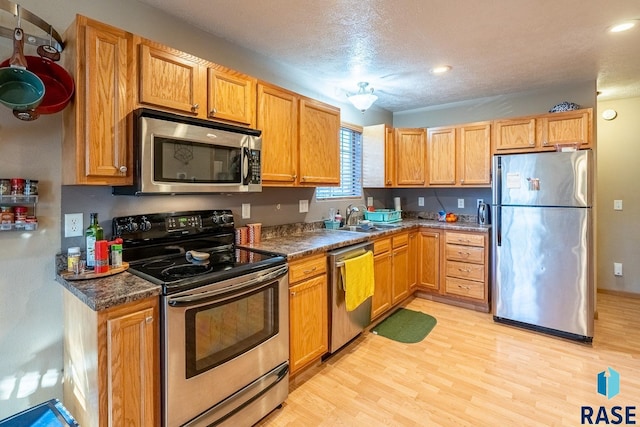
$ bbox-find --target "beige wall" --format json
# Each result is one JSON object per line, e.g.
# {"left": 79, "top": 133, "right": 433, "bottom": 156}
{"left": 596, "top": 97, "right": 640, "bottom": 293}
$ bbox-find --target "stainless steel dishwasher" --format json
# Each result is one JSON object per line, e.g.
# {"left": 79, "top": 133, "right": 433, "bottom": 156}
{"left": 327, "top": 241, "right": 374, "bottom": 353}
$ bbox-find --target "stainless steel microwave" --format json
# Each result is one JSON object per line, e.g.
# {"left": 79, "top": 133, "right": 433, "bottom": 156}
{"left": 113, "top": 109, "right": 261, "bottom": 195}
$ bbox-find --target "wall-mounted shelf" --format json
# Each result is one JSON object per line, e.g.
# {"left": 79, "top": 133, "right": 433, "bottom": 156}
{"left": 0, "top": 0, "right": 63, "bottom": 52}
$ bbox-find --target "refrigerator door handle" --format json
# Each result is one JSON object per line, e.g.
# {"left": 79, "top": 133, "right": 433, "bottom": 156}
{"left": 493, "top": 156, "right": 502, "bottom": 246}
{"left": 496, "top": 205, "right": 501, "bottom": 246}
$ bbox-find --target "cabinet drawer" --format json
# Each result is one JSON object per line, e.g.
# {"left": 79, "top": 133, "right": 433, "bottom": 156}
{"left": 445, "top": 260, "right": 484, "bottom": 282}
{"left": 445, "top": 232, "right": 484, "bottom": 247}
{"left": 392, "top": 232, "right": 409, "bottom": 248}
{"left": 373, "top": 237, "right": 391, "bottom": 255}
{"left": 445, "top": 244, "right": 484, "bottom": 264}
{"left": 445, "top": 277, "right": 485, "bottom": 300}
{"left": 289, "top": 254, "right": 327, "bottom": 284}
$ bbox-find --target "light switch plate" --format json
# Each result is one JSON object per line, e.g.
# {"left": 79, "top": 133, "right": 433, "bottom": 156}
{"left": 367, "top": 197, "right": 374, "bottom": 206}
{"left": 457, "top": 198, "right": 465, "bottom": 209}
{"left": 614, "top": 262, "right": 623, "bottom": 276}
{"left": 64, "top": 213, "right": 84, "bottom": 237}
{"left": 614, "top": 200, "right": 623, "bottom": 211}
{"left": 299, "top": 199, "right": 309, "bottom": 213}
{"left": 242, "top": 203, "right": 250, "bottom": 219}
{"left": 418, "top": 197, "right": 425, "bottom": 207}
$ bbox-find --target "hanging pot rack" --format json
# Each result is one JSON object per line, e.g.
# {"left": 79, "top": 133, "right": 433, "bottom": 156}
{"left": 0, "top": 0, "right": 64, "bottom": 53}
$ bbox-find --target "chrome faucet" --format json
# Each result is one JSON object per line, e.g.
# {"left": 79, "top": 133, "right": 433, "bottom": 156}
{"left": 345, "top": 204, "right": 368, "bottom": 226}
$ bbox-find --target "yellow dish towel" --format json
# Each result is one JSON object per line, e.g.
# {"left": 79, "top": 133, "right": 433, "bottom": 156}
{"left": 341, "top": 251, "right": 375, "bottom": 311}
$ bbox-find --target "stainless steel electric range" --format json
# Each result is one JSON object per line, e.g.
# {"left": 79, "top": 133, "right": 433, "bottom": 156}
{"left": 114, "top": 210, "right": 289, "bottom": 427}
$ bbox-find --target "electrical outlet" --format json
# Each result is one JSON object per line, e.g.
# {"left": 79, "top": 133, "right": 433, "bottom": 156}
{"left": 614, "top": 262, "right": 623, "bottom": 276}
{"left": 477, "top": 199, "right": 484, "bottom": 208}
{"left": 64, "top": 213, "right": 84, "bottom": 237}
{"left": 367, "top": 197, "right": 374, "bottom": 206}
{"left": 418, "top": 197, "right": 425, "bottom": 207}
{"left": 614, "top": 200, "right": 623, "bottom": 211}
{"left": 242, "top": 203, "right": 250, "bottom": 219}
{"left": 299, "top": 199, "right": 309, "bottom": 213}
{"left": 457, "top": 198, "right": 465, "bottom": 209}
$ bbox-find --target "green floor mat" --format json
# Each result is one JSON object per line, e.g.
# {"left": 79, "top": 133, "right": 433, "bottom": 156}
{"left": 371, "top": 308, "right": 437, "bottom": 343}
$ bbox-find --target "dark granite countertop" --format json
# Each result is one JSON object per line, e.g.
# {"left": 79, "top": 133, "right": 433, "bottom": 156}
{"left": 241, "top": 219, "right": 490, "bottom": 261}
{"left": 55, "top": 218, "right": 489, "bottom": 310}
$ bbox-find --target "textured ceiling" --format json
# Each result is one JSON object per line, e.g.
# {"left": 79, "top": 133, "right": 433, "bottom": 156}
{"left": 137, "top": 0, "right": 640, "bottom": 112}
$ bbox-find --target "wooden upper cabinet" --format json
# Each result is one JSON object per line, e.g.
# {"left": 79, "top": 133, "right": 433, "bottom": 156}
{"left": 395, "top": 128, "right": 426, "bottom": 186}
{"left": 427, "top": 122, "right": 491, "bottom": 187}
{"left": 427, "top": 127, "right": 456, "bottom": 185}
{"left": 458, "top": 122, "right": 491, "bottom": 186}
{"left": 138, "top": 41, "right": 206, "bottom": 117}
{"left": 257, "top": 83, "right": 299, "bottom": 185}
{"left": 493, "top": 117, "right": 536, "bottom": 152}
{"left": 493, "top": 108, "right": 593, "bottom": 154}
{"left": 207, "top": 66, "right": 257, "bottom": 127}
{"left": 62, "top": 15, "right": 133, "bottom": 186}
{"left": 538, "top": 108, "right": 591, "bottom": 149}
{"left": 298, "top": 98, "right": 341, "bottom": 186}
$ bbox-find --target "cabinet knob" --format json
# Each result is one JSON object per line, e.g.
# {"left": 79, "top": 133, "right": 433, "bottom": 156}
{"left": 543, "top": 140, "right": 548, "bottom": 146}
{"left": 119, "top": 166, "right": 128, "bottom": 173}
{"left": 145, "top": 316, "right": 153, "bottom": 323}
{"left": 210, "top": 108, "right": 217, "bottom": 115}
{"left": 290, "top": 291, "right": 296, "bottom": 296}
{"left": 191, "top": 103, "right": 199, "bottom": 111}
{"left": 529, "top": 140, "right": 534, "bottom": 145}
{"left": 386, "top": 180, "right": 392, "bottom": 185}
{"left": 292, "top": 174, "right": 297, "bottom": 181}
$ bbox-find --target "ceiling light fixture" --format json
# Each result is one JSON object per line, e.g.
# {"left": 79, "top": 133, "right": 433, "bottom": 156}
{"left": 609, "top": 21, "right": 637, "bottom": 33}
{"left": 431, "top": 65, "right": 452, "bottom": 74}
{"left": 347, "top": 82, "right": 378, "bottom": 113}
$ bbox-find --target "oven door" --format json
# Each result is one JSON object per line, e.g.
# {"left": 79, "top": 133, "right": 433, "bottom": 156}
{"left": 162, "top": 264, "right": 289, "bottom": 427}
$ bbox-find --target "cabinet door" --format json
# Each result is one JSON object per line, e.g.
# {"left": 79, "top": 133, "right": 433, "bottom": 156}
{"left": 458, "top": 123, "right": 491, "bottom": 185}
{"left": 493, "top": 118, "right": 536, "bottom": 151}
{"left": 289, "top": 275, "right": 328, "bottom": 373}
{"left": 362, "top": 124, "right": 387, "bottom": 188}
{"left": 539, "top": 109, "right": 591, "bottom": 149}
{"left": 63, "top": 17, "right": 132, "bottom": 185}
{"left": 104, "top": 305, "right": 156, "bottom": 426}
{"left": 207, "top": 67, "right": 256, "bottom": 127}
{"left": 138, "top": 42, "right": 206, "bottom": 117}
{"left": 408, "top": 231, "right": 418, "bottom": 291}
{"left": 257, "top": 83, "right": 299, "bottom": 185}
{"left": 385, "top": 126, "right": 395, "bottom": 186}
{"left": 427, "top": 127, "right": 456, "bottom": 185}
{"left": 395, "top": 128, "right": 426, "bottom": 186}
{"left": 371, "top": 246, "right": 392, "bottom": 319}
{"left": 299, "top": 98, "right": 341, "bottom": 185}
{"left": 391, "top": 243, "right": 410, "bottom": 304}
{"left": 418, "top": 229, "right": 440, "bottom": 291}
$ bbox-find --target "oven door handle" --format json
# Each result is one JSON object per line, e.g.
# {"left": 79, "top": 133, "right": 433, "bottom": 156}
{"left": 167, "top": 265, "right": 288, "bottom": 307}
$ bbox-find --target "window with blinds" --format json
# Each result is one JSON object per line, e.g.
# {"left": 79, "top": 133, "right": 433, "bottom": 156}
{"left": 316, "top": 126, "right": 362, "bottom": 199}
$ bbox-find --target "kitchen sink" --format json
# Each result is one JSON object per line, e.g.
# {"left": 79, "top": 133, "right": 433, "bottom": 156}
{"left": 339, "top": 222, "right": 403, "bottom": 233}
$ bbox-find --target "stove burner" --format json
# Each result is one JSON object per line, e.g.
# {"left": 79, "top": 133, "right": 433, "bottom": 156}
{"left": 143, "top": 259, "right": 176, "bottom": 269}
{"left": 161, "top": 264, "right": 213, "bottom": 279}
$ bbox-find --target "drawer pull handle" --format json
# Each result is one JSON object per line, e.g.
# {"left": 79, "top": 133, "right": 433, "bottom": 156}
{"left": 303, "top": 267, "right": 317, "bottom": 274}
{"left": 457, "top": 251, "right": 470, "bottom": 256}
{"left": 458, "top": 268, "right": 472, "bottom": 273}
{"left": 457, "top": 284, "right": 471, "bottom": 290}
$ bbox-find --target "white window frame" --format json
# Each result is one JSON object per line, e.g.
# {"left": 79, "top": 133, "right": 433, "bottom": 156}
{"left": 316, "top": 124, "right": 363, "bottom": 200}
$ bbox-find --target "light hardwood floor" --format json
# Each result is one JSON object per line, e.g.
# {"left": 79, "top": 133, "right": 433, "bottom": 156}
{"left": 258, "top": 292, "right": 640, "bottom": 426}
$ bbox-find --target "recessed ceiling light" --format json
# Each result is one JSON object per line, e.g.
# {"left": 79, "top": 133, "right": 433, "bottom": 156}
{"left": 609, "top": 21, "right": 637, "bottom": 33}
{"left": 431, "top": 65, "right": 452, "bottom": 74}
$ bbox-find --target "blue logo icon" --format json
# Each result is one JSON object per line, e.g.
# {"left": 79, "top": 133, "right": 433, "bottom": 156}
{"left": 597, "top": 367, "right": 620, "bottom": 399}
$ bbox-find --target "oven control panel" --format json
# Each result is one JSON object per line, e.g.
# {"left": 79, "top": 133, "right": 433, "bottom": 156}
{"left": 113, "top": 210, "right": 235, "bottom": 239}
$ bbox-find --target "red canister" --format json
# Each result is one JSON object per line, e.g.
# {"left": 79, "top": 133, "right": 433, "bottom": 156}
{"left": 94, "top": 240, "right": 110, "bottom": 273}
{"left": 10, "top": 178, "right": 25, "bottom": 195}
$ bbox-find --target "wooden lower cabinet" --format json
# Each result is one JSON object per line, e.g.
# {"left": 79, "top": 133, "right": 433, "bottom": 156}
{"left": 371, "top": 231, "right": 414, "bottom": 320}
{"left": 288, "top": 253, "right": 328, "bottom": 374}
{"left": 63, "top": 290, "right": 159, "bottom": 427}
{"left": 415, "top": 228, "right": 490, "bottom": 312}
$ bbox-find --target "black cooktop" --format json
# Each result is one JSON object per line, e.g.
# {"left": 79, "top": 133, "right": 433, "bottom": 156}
{"left": 113, "top": 210, "right": 285, "bottom": 294}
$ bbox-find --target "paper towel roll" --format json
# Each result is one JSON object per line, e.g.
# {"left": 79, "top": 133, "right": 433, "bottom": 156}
{"left": 394, "top": 197, "right": 401, "bottom": 211}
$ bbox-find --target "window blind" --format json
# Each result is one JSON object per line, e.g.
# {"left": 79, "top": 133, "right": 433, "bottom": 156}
{"left": 316, "top": 126, "right": 362, "bottom": 199}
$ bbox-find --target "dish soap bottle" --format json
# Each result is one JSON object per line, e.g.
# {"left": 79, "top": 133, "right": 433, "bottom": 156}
{"left": 335, "top": 210, "right": 343, "bottom": 227}
{"left": 85, "top": 212, "right": 104, "bottom": 269}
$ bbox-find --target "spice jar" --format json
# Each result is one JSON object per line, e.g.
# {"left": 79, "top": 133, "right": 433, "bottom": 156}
{"left": 0, "top": 206, "right": 13, "bottom": 230}
{"left": 0, "top": 179, "right": 10, "bottom": 196}
{"left": 10, "top": 178, "right": 25, "bottom": 196}
{"left": 67, "top": 247, "right": 81, "bottom": 273}
{"left": 24, "top": 179, "right": 38, "bottom": 196}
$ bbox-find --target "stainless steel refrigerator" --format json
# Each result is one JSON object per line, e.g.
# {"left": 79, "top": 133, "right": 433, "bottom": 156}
{"left": 491, "top": 150, "right": 594, "bottom": 342}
